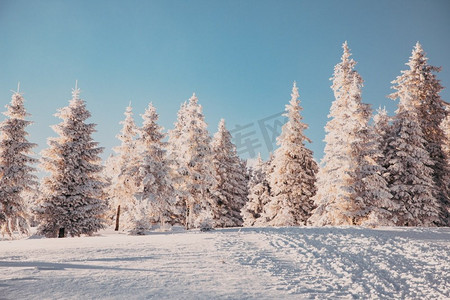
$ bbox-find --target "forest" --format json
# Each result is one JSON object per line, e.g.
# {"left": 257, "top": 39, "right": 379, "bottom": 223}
{"left": 1, "top": 42, "right": 449, "bottom": 239}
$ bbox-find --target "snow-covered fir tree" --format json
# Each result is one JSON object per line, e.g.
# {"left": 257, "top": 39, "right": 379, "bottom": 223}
{"left": 106, "top": 104, "right": 140, "bottom": 231}
{"left": 36, "top": 84, "right": 106, "bottom": 238}
{"left": 241, "top": 154, "right": 271, "bottom": 226}
{"left": 211, "top": 119, "right": 248, "bottom": 227}
{"left": 167, "top": 101, "right": 189, "bottom": 224}
{"left": 345, "top": 79, "right": 394, "bottom": 227}
{"left": 362, "top": 106, "right": 396, "bottom": 226}
{"left": 384, "top": 100, "right": 440, "bottom": 226}
{"left": 389, "top": 42, "right": 450, "bottom": 226}
{"left": 0, "top": 86, "right": 37, "bottom": 238}
{"left": 309, "top": 42, "right": 392, "bottom": 226}
{"left": 262, "top": 82, "right": 317, "bottom": 226}
{"left": 168, "top": 93, "right": 216, "bottom": 229}
{"left": 134, "top": 103, "right": 174, "bottom": 228}
{"left": 309, "top": 42, "right": 366, "bottom": 226}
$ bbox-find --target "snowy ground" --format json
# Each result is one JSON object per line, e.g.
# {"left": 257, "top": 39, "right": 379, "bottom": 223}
{"left": 1, "top": 227, "right": 449, "bottom": 300}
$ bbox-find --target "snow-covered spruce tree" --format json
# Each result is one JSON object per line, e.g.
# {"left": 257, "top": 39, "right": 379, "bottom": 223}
{"left": 36, "top": 84, "right": 106, "bottom": 238}
{"left": 134, "top": 103, "right": 174, "bottom": 228}
{"left": 184, "top": 94, "right": 217, "bottom": 230}
{"left": 389, "top": 42, "right": 450, "bottom": 226}
{"left": 0, "top": 86, "right": 37, "bottom": 238}
{"left": 167, "top": 101, "right": 189, "bottom": 225}
{"left": 261, "top": 82, "right": 318, "bottom": 226}
{"left": 362, "top": 106, "right": 397, "bottom": 227}
{"left": 309, "top": 42, "right": 391, "bottom": 226}
{"left": 309, "top": 42, "right": 364, "bottom": 226}
{"left": 346, "top": 79, "right": 394, "bottom": 227}
{"left": 168, "top": 93, "right": 216, "bottom": 229}
{"left": 241, "top": 154, "right": 271, "bottom": 226}
{"left": 211, "top": 119, "right": 248, "bottom": 227}
{"left": 106, "top": 104, "right": 140, "bottom": 231}
{"left": 384, "top": 100, "right": 440, "bottom": 226}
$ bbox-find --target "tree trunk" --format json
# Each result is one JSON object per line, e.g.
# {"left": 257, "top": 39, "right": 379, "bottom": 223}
{"left": 115, "top": 205, "right": 121, "bottom": 231}
{"left": 160, "top": 213, "right": 165, "bottom": 228}
{"left": 187, "top": 203, "right": 195, "bottom": 230}
{"left": 58, "top": 227, "right": 65, "bottom": 238}
{"left": 185, "top": 205, "right": 189, "bottom": 230}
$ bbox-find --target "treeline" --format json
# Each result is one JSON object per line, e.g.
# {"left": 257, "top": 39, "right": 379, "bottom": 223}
{"left": 0, "top": 42, "right": 449, "bottom": 239}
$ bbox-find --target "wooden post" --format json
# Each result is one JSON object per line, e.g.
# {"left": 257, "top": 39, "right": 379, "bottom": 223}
{"left": 115, "top": 205, "right": 121, "bottom": 231}
{"left": 58, "top": 227, "right": 65, "bottom": 238}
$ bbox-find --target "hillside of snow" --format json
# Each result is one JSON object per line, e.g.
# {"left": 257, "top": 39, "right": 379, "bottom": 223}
{"left": 1, "top": 227, "right": 449, "bottom": 299}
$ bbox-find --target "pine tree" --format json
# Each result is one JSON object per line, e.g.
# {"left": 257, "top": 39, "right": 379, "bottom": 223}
{"left": 169, "top": 93, "right": 216, "bottom": 229}
{"left": 241, "top": 154, "right": 270, "bottom": 226}
{"left": 134, "top": 103, "right": 174, "bottom": 228}
{"left": 211, "top": 119, "right": 248, "bottom": 227}
{"left": 106, "top": 104, "right": 140, "bottom": 231}
{"left": 384, "top": 101, "right": 440, "bottom": 226}
{"left": 0, "top": 85, "right": 37, "bottom": 238}
{"left": 309, "top": 42, "right": 366, "bottom": 226}
{"left": 262, "top": 82, "right": 318, "bottom": 226}
{"left": 36, "top": 84, "right": 106, "bottom": 238}
{"left": 389, "top": 42, "right": 450, "bottom": 226}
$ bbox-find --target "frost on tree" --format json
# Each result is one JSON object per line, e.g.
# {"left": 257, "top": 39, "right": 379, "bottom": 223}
{"left": 362, "top": 107, "right": 396, "bottom": 227}
{"left": 211, "top": 119, "right": 248, "bottom": 227}
{"left": 389, "top": 42, "right": 450, "bottom": 226}
{"left": 106, "top": 104, "right": 140, "bottom": 231}
{"left": 182, "top": 94, "right": 216, "bottom": 230}
{"left": 384, "top": 101, "right": 440, "bottom": 226}
{"left": 309, "top": 42, "right": 363, "bottom": 226}
{"left": 36, "top": 84, "right": 106, "bottom": 238}
{"left": 133, "top": 103, "right": 174, "bottom": 229}
{"left": 241, "top": 154, "right": 271, "bottom": 226}
{"left": 346, "top": 80, "right": 394, "bottom": 227}
{"left": 0, "top": 86, "right": 37, "bottom": 238}
{"left": 262, "top": 82, "right": 318, "bottom": 226}
{"left": 167, "top": 101, "right": 189, "bottom": 224}
{"left": 168, "top": 94, "right": 216, "bottom": 229}
{"left": 309, "top": 42, "right": 390, "bottom": 226}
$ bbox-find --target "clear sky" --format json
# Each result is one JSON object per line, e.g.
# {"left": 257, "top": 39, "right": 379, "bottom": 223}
{"left": 1, "top": 0, "right": 449, "bottom": 163}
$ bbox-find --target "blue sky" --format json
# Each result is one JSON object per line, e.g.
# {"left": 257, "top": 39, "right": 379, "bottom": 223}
{"left": 1, "top": 0, "right": 449, "bottom": 163}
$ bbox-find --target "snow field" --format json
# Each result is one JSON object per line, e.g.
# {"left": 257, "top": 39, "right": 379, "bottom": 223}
{"left": 1, "top": 226, "right": 449, "bottom": 299}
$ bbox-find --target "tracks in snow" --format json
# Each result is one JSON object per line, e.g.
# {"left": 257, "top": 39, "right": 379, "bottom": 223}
{"left": 1, "top": 227, "right": 448, "bottom": 299}
{"left": 215, "top": 227, "right": 450, "bottom": 299}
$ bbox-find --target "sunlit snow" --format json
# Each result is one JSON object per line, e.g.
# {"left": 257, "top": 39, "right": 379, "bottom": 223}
{"left": 1, "top": 226, "right": 449, "bottom": 299}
